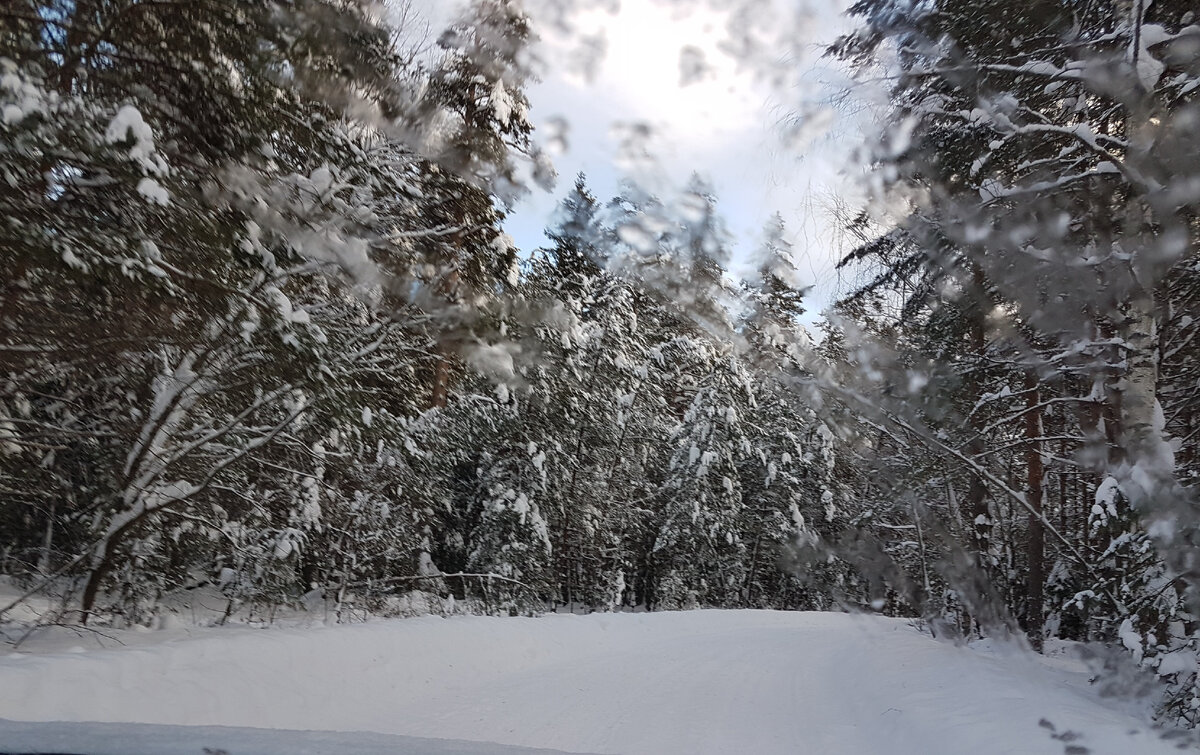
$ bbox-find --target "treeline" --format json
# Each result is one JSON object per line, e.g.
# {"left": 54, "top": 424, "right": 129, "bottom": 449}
{"left": 0, "top": 1, "right": 850, "bottom": 626}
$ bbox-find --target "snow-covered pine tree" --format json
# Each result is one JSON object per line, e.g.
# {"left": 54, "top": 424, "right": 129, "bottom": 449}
{"left": 735, "top": 216, "right": 838, "bottom": 609}
{"left": 0, "top": 0, "right": 549, "bottom": 625}
{"left": 833, "top": 0, "right": 1200, "bottom": 710}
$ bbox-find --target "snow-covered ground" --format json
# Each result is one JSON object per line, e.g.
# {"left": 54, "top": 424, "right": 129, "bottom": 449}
{"left": 0, "top": 610, "right": 1181, "bottom": 754}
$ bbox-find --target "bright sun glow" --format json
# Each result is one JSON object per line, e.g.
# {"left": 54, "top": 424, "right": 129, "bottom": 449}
{"left": 550, "top": 3, "right": 762, "bottom": 146}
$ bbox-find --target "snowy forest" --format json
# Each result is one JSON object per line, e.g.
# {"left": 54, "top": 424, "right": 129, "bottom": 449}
{"left": 3, "top": 0, "right": 1200, "bottom": 747}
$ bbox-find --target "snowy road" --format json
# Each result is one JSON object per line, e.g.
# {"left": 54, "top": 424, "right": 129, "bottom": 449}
{"left": 0, "top": 610, "right": 1180, "bottom": 754}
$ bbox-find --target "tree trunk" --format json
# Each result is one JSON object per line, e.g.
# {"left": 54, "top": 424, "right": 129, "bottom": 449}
{"left": 967, "top": 285, "right": 991, "bottom": 564}
{"left": 38, "top": 500, "right": 55, "bottom": 576}
{"left": 431, "top": 343, "right": 452, "bottom": 409}
{"left": 1119, "top": 290, "right": 1169, "bottom": 483}
{"left": 430, "top": 250, "right": 463, "bottom": 409}
{"left": 1024, "top": 372, "right": 1045, "bottom": 650}
{"left": 964, "top": 264, "right": 991, "bottom": 638}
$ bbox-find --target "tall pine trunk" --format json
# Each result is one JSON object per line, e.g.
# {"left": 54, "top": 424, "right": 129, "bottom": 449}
{"left": 1024, "top": 372, "right": 1045, "bottom": 650}
{"left": 965, "top": 265, "right": 991, "bottom": 637}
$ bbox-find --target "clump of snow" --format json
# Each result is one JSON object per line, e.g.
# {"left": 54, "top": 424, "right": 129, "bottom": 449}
{"left": 1119, "top": 617, "right": 1144, "bottom": 664}
{"left": 822, "top": 488, "right": 837, "bottom": 521}
{"left": 490, "top": 79, "right": 515, "bottom": 126}
{"left": 105, "top": 105, "right": 168, "bottom": 176}
{"left": 136, "top": 176, "right": 170, "bottom": 205}
{"left": 466, "top": 341, "right": 519, "bottom": 381}
{"left": 489, "top": 233, "right": 519, "bottom": 285}
{"left": 0, "top": 59, "right": 49, "bottom": 126}
{"left": 1136, "top": 39, "right": 1166, "bottom": 89}
{"left": 1091, "top": 476, "right": 1121, "bottom": 531}
{"left": 1157, "top": 649, "right": 1197, "bottom": 678}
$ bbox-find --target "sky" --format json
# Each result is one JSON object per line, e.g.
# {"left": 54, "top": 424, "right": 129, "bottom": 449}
{"left": 416, "top": 0, "right": 872, "bottom": 321}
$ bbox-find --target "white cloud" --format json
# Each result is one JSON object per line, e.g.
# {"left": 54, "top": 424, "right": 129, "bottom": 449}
{"left": 548, "top": 3, "right": 761, "bottom": 145}
{"left": 403, "top": 0, "right": 873, "bottom": 320}
{"left": 509, "top": 0, "right": 868, "bottom": 320}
